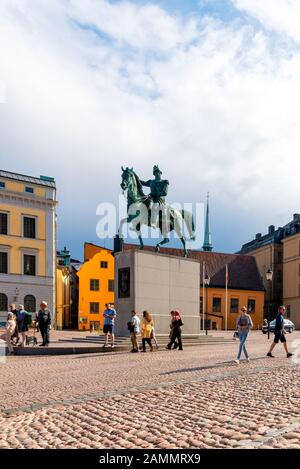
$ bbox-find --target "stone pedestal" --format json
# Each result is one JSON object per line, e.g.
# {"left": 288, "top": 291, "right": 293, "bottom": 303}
{"left": 114, "top": 249, "right": 200, "bottom": 336}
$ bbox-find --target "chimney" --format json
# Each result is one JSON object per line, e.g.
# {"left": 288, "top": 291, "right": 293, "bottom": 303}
{"left": 268, "top": 225, "right": 275, "bottom": 234}
{"left": 255, "top": 233, "right": 262, "bottom": 240}
{"left": 293, "top": 214, "right": 300, "bottom": 221}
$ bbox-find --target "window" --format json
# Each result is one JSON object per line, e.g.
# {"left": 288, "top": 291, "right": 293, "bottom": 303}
{"left": 0, "top": 252, "right": 8, "bottom": 274}
{"left": 0, "top": 212, "right": 8, "bottom": 235}
{"left": 100, "top": 261, "right": 108, "bottom": 269}
{"left": 0, "top": 181, "right": 5, "bottom": 189}
{"left": 230, "top": 298, "right": 239, "bottom": 313}
{"left": 24, "top": 295, "right": 36, "bottom": 313}
{"left": 90, "top": 279, "right": 100, "bottom": 291}
{"left": 23, "top": 216, "right": 36, "bottom": 239}
{"left": 108, "top": 279, "right": 114, "bottom": 292}
{"left": 0, "top": 293, "right": 8, "bottom": 311}
{"left": 90, "top": 302, "right": 99, "bottom": 314}
{"left": 24, "top": 255, "right": 36, "bottom": 276}
{"left": 248, "top": 299, "right": 256, "bottom": 313}
{"left": 25, "top": 186, "right": 34, "bottom": 194}
{"left": 212, "top": 297, "right": 221, "bottom": 313}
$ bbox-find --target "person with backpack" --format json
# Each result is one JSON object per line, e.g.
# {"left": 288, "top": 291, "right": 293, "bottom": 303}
{"left": 166, "top": 310, "right": 184, "bottom": 351}
{"left": 16, "top": 304, "right": 29, "bottom": 347}
{"left": 128, "top": 310, "right": 140, "bottom": 353}
{"left": 37, "top": 301, "right": 51, "bottom": 347}
{"left": 235, "top": 306, "right": 253, "bottom": 364}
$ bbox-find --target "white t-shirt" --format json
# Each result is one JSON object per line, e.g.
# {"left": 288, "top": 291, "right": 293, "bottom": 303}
{"left": 132, "top": 315, "right": 141, "bottom": 333}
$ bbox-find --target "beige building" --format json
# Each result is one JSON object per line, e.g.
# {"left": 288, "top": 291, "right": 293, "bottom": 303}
{"left": 243, "top": 243, "right": 283, "bottom": 304}
{"left": 240, "top": 214, "right": 300, "bottom": 326}
{"left": 282, "top": 233, "right": 300, "bottom": 328}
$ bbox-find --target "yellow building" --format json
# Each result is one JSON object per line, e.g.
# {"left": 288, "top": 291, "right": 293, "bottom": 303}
{"left": 0, "top": 170, "right": 57, "bottom": 322}
{"left": 77, "top": 244, "right": 114, "bottom": 331}
{"left": 282, "top": 232, "right": 300, "bottom": 328}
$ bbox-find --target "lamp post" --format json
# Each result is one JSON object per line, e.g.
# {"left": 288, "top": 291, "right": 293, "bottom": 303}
{"left": 266, "top": 268, "right": 273, "bottom": 340}
{"left": 204, "top": 274, "right": 211, "bottom": 336}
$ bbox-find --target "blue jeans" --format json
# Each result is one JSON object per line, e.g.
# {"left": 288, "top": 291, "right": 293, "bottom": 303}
{"left": 237, "top": 330, "right": 249, "bottom": 359}
{"left": 40, "top": 325, "right": 50, "bottom": 345}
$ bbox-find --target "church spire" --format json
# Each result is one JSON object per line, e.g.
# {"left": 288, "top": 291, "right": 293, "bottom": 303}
{"left": 203, "top": 192, "right": 213, "bottom": 252}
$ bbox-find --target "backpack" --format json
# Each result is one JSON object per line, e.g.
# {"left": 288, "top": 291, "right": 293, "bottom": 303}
{"left": 25, "top": 312, "right": 33, "bottom": 326}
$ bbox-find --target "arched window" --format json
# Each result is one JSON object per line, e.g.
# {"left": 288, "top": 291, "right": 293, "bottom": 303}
{"left": 0, "top": 293, "right": 8, "bottom": 312}
{"left": 24, "top": 295, "right": 36, "bottom": 313}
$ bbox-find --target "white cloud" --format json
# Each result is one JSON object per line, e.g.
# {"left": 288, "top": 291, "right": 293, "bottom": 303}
{"left": 0, "top": 0, "right": 300, "bottom": 254}
{"left": 233, "top": 0, "right": 300, "bottom": 42}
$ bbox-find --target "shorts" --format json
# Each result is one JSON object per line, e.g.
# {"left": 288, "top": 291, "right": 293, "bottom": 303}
{"left": 103, "top": 324, "right": 114, "bottom": 334}
{"left": 274, "top": 331, "right": 286, "bottom": 344}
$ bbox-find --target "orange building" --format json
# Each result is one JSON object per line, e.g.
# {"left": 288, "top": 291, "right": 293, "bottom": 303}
{"left": 77, "top": 243, "right": 114, "bottom": 331}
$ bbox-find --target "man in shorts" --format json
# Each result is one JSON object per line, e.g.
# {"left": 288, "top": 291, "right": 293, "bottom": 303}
{"left": 267, "top": 305, "right": 293, "bottom": 358}
{"left": 103, "top": 303, "right": 117, "bottom": 348}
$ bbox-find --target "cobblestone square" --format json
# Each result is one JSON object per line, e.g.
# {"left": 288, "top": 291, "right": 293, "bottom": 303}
{"left": 1, "top": 331, "right": 300, "bottom": 449}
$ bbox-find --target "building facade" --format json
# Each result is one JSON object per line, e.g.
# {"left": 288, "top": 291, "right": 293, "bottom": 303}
{"left": 0, "top": 170, "right": 56, "bottom": 322}
{"left": 77, "top": 244, "right": 114, "bottom": 331}
{"left": 282, "top": 232, "right": 300, "bottom": 328}
{"left": 56, "top": 247, "right": 81, "bottom": 330}
{"left": 240, "top": 213, "right": 300, "bottom": 325}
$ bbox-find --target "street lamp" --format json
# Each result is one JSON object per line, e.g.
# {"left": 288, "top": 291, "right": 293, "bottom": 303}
{"left": 204, "top": 274, "right": 211, "bottom": 336}
{"left": 266, "top": 268, "right": 273, "bottom": 340}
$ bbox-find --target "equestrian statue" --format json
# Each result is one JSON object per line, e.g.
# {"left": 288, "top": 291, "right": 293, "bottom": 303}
{"left": 118, "top": 166, "right": 195, "bottom": 257}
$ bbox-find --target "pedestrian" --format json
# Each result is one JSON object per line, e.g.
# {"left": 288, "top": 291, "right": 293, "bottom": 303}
{"left": 16, "top": 304, "right": 29, "bottom": 347}
{"left": 235, "top": 306, "right": 253, "bottom": 364}
{"left": 9, "top": 303, "right": 19, "bottom": 345}
{"left": 166, "top": 310, "right": 184, "bottom": 351}
{"left": 37, "top": 301, "right": 51, "bottom": 347}
{"left": 141, "top": 311, "right": 154, "bottom": 352}
{"left": 267, "top": 306, "right": 293, "bottom": 358}
{"left": 0, "top": 312, "right": 16, "bottom": 355}
{"left": 103, "top": 303, "right": 117, "bottom": 348}
{"left": 128, "top": 310, "right": 140, "bottom": 353}
{"left": 151, "top": 325, "right": 159, "bottom": 350}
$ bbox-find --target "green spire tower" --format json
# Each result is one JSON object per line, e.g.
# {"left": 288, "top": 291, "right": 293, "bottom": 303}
{"left": 203, "top": 192, "right": 213, "bottom": 252}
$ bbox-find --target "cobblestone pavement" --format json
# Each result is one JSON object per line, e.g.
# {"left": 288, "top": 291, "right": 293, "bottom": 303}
{"left": 1, "top": 332, "right": 300, "bottom": 449}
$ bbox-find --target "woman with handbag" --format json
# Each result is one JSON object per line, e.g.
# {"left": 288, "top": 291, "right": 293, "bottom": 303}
{"left": 166, "top": 310, "right": 184, "bottom": 351}
{"left": 141, "top": 311, "right": 154, "bottom": 352}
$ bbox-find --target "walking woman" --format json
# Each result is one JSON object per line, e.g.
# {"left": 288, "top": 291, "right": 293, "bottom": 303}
{"left": 141, "top": 311, "right": 154, "bottom": 352}
{"left": 235, "top": 306, "right": 253, "bottom": 364}
{"left": 16, "top": 304, "right": 29, "bottom": 347}
{"left": 166, "top": 310, "right": 184, "bottom": 351}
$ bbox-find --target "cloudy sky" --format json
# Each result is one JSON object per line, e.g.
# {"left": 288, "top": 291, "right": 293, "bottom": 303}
{"left": 1, "top": 0, "right": 300, "bottom": 259}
